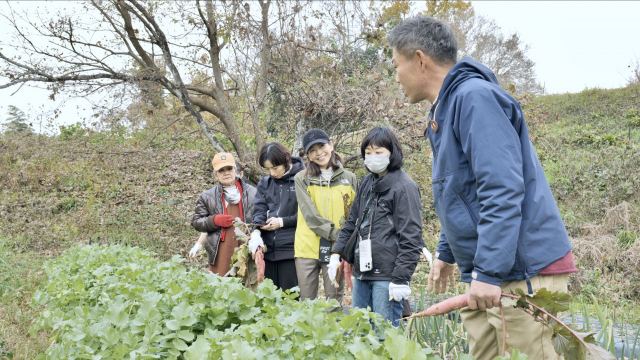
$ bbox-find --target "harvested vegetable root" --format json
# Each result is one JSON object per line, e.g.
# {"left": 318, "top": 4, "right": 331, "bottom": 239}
{"left": 254, "top": 248, "right": 265, "bottom": 283}
{"left": 225, "top": 218, "right": 266, "bottom": 289}
{"left": 407, "top": 294, "right": 469, "bottom": 319}
{"left": 342, "top": 262, "right": 353, "bottom": 291}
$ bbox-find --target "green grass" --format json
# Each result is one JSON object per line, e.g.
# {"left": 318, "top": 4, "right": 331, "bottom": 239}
{"left": 525, "top": 85, "right": 640, "bottom": 301}
{"left": 0, "top": 238, "right": 48, "bottom": 359}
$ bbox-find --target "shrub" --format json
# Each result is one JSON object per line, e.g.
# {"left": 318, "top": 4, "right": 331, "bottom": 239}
{"left": 59, "top": 123, "right": 87, "bottom": 140}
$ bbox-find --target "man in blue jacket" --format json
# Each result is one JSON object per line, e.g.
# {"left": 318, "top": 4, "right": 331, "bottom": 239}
{"left": 388, "top": 16, "right": 577, "bottom": 359}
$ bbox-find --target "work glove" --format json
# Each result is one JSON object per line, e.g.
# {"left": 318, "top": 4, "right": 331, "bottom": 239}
{"left": 389, "top": 282, "right": 411, "bottom": 302}
{"left": 422, "top": 247, "right": 433, "bottom": 267}
{"left": 188, "top": 242, "right": 203, "bottom": 258}
{"left": 248, "top": 229, "right": 265, "bottom": 255}
{"left": 213, "top": 214, "right": 234, "bottom": 228}
{"left": 327, "top": 254, "right": 341, "bottom": 288}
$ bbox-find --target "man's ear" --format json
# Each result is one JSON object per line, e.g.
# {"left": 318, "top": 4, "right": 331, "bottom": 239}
{"left": 415, "top": 49, "right": 433, "bottom": 71}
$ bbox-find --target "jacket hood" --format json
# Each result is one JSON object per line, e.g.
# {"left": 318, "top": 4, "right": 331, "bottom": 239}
{"left": 438, "top": 56, "right": 499, "bottom": 103}
{"left": 281, "top": 157, "right": 304, "bottom": 181}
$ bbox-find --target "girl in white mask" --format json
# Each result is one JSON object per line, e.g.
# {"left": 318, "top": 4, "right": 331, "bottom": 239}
{"left": 364, "top": 151, "right": 391, "bottom": 175}
{"left": 328, "top": 127, "right": 423, "bottom": 327}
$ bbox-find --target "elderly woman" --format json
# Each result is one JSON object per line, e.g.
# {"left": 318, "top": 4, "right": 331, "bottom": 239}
{"left": 189, "top": 152, "right": 256, "bottom": 275}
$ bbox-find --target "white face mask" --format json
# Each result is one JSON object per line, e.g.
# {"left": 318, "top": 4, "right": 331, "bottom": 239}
{"left": 364, "top": 154, "right": 390, "bottom": 174}
{"left": 223, "top": 185, "right": 240, "bottom": 204}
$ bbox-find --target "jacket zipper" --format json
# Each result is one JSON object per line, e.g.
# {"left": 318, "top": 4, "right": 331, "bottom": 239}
{"left": 427, "top": 101, "right": 441, "bottom": 161}
{"left": 272, "top": 183, "right": 283, "bottom": 253}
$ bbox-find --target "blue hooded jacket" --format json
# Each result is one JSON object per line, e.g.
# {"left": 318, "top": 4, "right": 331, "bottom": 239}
{"left": 427, "top": 57, "right": 572, "bottom": 286}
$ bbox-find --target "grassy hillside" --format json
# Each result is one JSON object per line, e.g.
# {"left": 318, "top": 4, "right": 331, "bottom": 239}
{"left": 0, "top": 132, "right": 215, "bottom": 357}
{"left": 526, "top": 85, "right": 640, "bottom": 302}
{"left": 1, "top": 84, "right": 639, "bottom": 358}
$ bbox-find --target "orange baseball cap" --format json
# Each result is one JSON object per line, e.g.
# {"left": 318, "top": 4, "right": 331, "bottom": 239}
{"left": 211, "top": 152, "right": 236, "bottom": 171}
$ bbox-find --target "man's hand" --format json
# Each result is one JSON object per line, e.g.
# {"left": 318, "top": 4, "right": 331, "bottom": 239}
{"left": 261, "top": 217, "right": 283, "bottom": 231}
{"left": 428, "top": 259, "right": 456, "bottom": 293}
{"left": 467, "top": 280, "right": 502, "bottom": 311}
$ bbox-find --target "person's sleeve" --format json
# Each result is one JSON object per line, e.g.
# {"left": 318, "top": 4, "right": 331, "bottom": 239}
{"left": 456, "top": 89, "right": 525, "bottom": 286}
{"left": 391, "top": 183, "right": 424, "bottom": 284}
{"left": 244, "top": 184, "right": 257, "bottom": 223}
{"left": 332, "top": 181, "right": 363, "bottom": 255}
{"left": 435, "top": 230, "right": 456, "bottom": 264}
{"left": 191, "top": 192, "right": 218, "bottom": 232}
{"left": 282, "top": 213, "right": 297, "bottom": 228}
{"left": 282, "top": 182, "right": 298, "bottom": 228}
{"left": 252, "top": 178, "right": 269, "bottom": 225}
{"left": 351, "top": 172, "right": 360, "bottom": 193}
{"left": 294, "top": 173, "right": 338, "bottom": 241}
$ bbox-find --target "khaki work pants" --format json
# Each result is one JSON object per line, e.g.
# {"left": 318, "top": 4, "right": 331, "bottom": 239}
{"left": 461, "top": 274, "right": 569, "bottom": 360}
{"left": 295, "top": 257, "right": 344, "bottom": 303}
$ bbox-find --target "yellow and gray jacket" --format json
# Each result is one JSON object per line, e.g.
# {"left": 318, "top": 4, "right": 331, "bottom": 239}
{"left": 294, "top": 167, "right": 358, "bottom": 259}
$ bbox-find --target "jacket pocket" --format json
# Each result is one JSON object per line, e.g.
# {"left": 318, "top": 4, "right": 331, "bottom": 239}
{"left": 376, "top": 199, "right": 394, "bottom": 227}
{"left": 456, "top": 192, "right": 478, "bottom": 225}
{"left": 434, "top": 173, "right": 478, "bottom": 238}
{"left": 371, "top": 233, "right": 397, "bottom": 276}
{"left": 443, "top": 192, "right": 477, "bottom": 237}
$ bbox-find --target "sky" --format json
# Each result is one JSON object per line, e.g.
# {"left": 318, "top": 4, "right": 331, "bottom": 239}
{"left": 1, "top": 1, "right": 639, "bottom": 131}
{"left": 471, "top": 1, "right": 640, "bottom": 94}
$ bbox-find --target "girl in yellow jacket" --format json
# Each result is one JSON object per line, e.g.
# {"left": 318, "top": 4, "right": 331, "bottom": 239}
{"left": 294, "top": 128, "right": 358, "bottom": 302}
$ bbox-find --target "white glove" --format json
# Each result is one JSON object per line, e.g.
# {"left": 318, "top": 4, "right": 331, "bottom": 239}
{"left": 389, "top": 282, "right": 411, "bottom": 302}
{"left": 327, "top": 254, "right": 341, "bottom": 286}
{"left": 422, "top": 247, "right": 433, "bottom": 267}
{"left": 248, "top": 229, "right": 264, "bottom": 254}
{"left": 188, "top": 242, "right": 203, "bottom": 258}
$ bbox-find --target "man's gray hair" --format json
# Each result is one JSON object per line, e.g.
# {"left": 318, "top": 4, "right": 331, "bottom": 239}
{"left": 387, "top": 16, "right": 458, "bottom": 65}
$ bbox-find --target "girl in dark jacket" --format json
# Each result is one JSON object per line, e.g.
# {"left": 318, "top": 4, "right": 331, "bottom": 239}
{"left": 330, "top": 127, "right": 423, "bottom": 326}
{"left": 248, "top": 142, "right": 303, "bottom": 291}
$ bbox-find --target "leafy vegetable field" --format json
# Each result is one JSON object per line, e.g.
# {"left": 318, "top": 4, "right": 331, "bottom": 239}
{"left": 31, "top": 245, "right": 432, "bottom": 359}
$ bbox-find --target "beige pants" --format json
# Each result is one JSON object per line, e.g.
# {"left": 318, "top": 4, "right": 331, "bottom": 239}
{"left": 461, "top": 274, "right": 569, "bottom": 360}
{"left": 295, "top": 257, "right": 344, "bottom": 303}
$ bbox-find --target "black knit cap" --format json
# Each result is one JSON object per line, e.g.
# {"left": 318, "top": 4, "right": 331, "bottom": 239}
{"left": 302, "top": 128, "right": 330, "bottom": 154}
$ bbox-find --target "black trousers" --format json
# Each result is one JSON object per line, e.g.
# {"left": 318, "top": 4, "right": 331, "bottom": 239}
{"left": 265, "top": 258, "right": 298, "bottom": 292}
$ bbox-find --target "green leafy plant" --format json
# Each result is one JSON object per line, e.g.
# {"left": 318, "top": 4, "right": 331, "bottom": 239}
{"left": 32, "top": 244, "right": 436, "bottom": 359}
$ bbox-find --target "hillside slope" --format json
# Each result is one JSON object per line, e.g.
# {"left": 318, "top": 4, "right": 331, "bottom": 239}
{"left": 526, "top": 84, "right": 640, "bottom": 300}
{"left": 0, "top": 84, "right": 639, "bottom": 358}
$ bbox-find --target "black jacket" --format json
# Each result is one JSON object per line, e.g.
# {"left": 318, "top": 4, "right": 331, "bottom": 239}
{"left": 252, "top": 157, "right": 304, "bottom": 261}
{"left": 333, "top": 169, "right": 423, "bottom": 284}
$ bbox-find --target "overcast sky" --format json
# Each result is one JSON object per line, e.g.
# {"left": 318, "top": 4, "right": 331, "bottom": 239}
{"left": 471, "top": 0, "right": 640, "bottom": 94}
{"left": 1, "top": 1, "right": 639, "bottom": 131}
